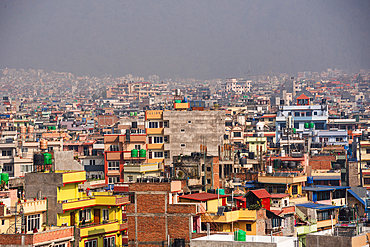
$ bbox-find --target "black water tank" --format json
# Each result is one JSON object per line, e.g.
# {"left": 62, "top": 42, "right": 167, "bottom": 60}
{"left": 174, "top": 239, "right": 185, "bottom": 247}
{"left": 34, "top": 153, "right": 44, "bottom": 166}
{"left": 240, "top": 157, "right": 247, "bottom": 165}
{"left": 288, "top": 161, "right": 296, "bottom": 169}
{"left": 248, "top": 152, "right": 255, "bottom": 159}
{"left": 282, "top": 161, "right": 288, "bottom": 168}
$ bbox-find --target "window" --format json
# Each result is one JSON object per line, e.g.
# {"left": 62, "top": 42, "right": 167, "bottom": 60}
{"left": 148, "top": 122, "right": 158, "bottom": 128}
{"left": 267, "top": 187, "right": 273, "bottom": 194}
{"left": 154, "top": 152, "right": 163, "bottom": 158}
{"left": 154, "top": 137, "right": 163, "bottom": 143}
{"left": 3, "top": 165, "right": 12, "bottom": 172}
{"left": 292, "top": 185, "right": 298, "bottom": 195}
{"left": 180, "top": 144, "right": 185, "bottom": 148}
{"left": 224, "top": 134, "right": 229, "bottom": 140}
{"left": 364, "top": 178, "right": 370, "bottom": 185}
{"left": 102, "top": 209, "right": 109, "bottom": 221}
{"left": 27, "top": 214, "right": 40, "bottom": 232}
{"left": 2, "top": 150, "right": 12, "bottom": 156}
{"left": 55, "top": 244, "right": 66, "bottom": 247}
{"left": 272, "top": 200, "right": 279, "bottom": 204}
{"left": 21, "top": 147, "right": 28, "bottom": 153}
{"left": 79, "top": 209, "right": 91, "bottom": 222}
{"left": 234, "top": 132, "right": 241, "bottom": 137}
{"left": 20, "top": 164, "right": 32, "bottom": 173}
{"left": 336, "top": 137, "right": 343, "bottom": 142}
{"left": 85, "top": 239, "right": 97, "bottom": 247}
{"left": 108, "top": 161, "right": 119, "bottom": 170}
{"left": 294, "top": 122, "right": 299, "bottom": 129}
{"left": 163, "top": 121, "right": 168, "bottom": 128}
{"left": 314, "top": 111, "right": 318, "bottom": 115}
{"left": 295, "top": 112, "right": 300, "bottom": 117}
{"left": 317, "top": 191, "right": 330, "bottom": 201}
{"left": 108, "top": 177, "right": 119, "bottom": 184}
{"left": 48, "top": 147, "right": 54, "bottom": 152}
{"left": 164, "top": 151, "right": 169, "bottom": 159}
{"left": 315, "top": 122, "right": 325, "bottom": 130}
{"left": 206, "top": 179, "right": 211, "bottom": 184}
{"left": 188, "top": 121, "right": 191, "bottom": 124}
{"left": 180, "top": 129, "right": 185, "bottom": 133}
{"left": 306, "top": 111, "right": 312, "bottom": 116}
{"left": 246, "top": 224, "right": 252, "bottom": 231}
{"left": 92, "top": 149, "right": 98, "bottom": 156}
{"left": 103, "top": 236, "right": 115, "bottom": 247}
{"left": 366, "top": 149, "right": 370, "bottom": 154}
{"left": 110, "top": 145, "right": 119, "bottom": 151}
{"left": 128, "top": 176, "right": 133, "bottom": 182}
{"left": 135, "top": 144, "right": 141, "bottom": 150}
{"left": 2, "top": 219, "right": 4, "bottom": 225}
{"left": 89, "top": 160, "right": 96, "bottom": 166}
{"left": 206, "top": 167, "right": 211, "bottom": 172}
{"left": 269, "top": 118, "right": 274, "bottom": 121}
{"left": 317, "top": 210, "right": 333, "bottom": 221}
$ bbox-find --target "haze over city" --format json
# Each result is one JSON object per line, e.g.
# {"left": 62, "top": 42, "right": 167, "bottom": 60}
{"left": 0, "top": 0, "right": 369, "bottom": 79}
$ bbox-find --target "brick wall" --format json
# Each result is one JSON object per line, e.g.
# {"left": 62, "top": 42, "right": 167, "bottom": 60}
{"left": 213, "top": 157, "right": 220, "bottom": 189}
{"left": 0, "top": 204, "right": 4, "bottom": 217}
{"left": 172, "top": 179, "right": 187, "bottom": 191}
{"left": 33, "top": 227, "right": 74, "bottom": 245}
{"left": 127, "top": 182, "right": 197, "bottom": 246}
{"left": 256, "top": 209, "right": 266, "bottom": 235}
{"left": 0, "top": 234, "right": 33, "bottom": 245}
{"left": 309, "top": 155, "right": 335, "bottom": 170}
{"left": 129, "top": 182, "right": 171, "bottom": 192}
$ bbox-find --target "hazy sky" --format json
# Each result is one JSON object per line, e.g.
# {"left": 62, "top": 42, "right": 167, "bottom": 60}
{"left": 0, "top": 0, "right": 369, "bottom": 79}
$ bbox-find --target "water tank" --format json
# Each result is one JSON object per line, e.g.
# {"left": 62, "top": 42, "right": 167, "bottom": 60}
{"left": 288, "top": 161, "right": 296, "bottom": 169}
{"left": 20, "top": 126, "right": 26, "bottom": 134}
{"left": 51, "top": 126, "right": 56, "bottom": 130}
{"left": 292, "top": 128, "right": 296, "bottom": 134}
{"left": 216, "top": 189, "right": 225, "bottom": 195}
{"left": 131, "top": 149, "right": 138, "bottom": 158}
{"left": 310, "top": 122, "right": 315, "bottom": 129}
{"left": 134, "top": 112, "right": 137, "bottom": 116}
{"left": 266, "top": 166, "right": 273, "bottom": 174}
{"left": 273, "top": 159, "right": 279, "bottom": 169}
{"left": 130, "top": 112, "right": 134, "bottom": 116}
{"left": 183, "top": 97, "right": 188, "bottom": 103}
{"left": 139, "top": 149, "right": 146, "bottom": 158}
{"left": 175, "top": 89, "right": 181, "bottom": 96}
{"left": 240, "top": 157, "right": 247, "bottom": 165}
{"left": 43, "top": 153, "right": 52, "bottom": 165}
{"left": 307, "top": 176, "right": 314, "bottom": 184}
{"left": 1, "top": 173, "right": 9, "bottom": 185}
{"left": 234, "top": 229, "right": 246, "bottom": 241}
{"left": 175, "top": 100, "right": 182, "bottom": 103}
{"left": 40, "top": 139, "right": 48, "bottom": 150}
{"left": 28, "top": 126, "right": 34, "bottom": 133}
{"left": 248, "top": 152, "right": 255, "bottom": 159}
{"left": 304, "top": 123, "right": 309, "bottom": 129}
{"left": 282, "top": 161, "right": 288, "bottom": 168}
{"left": 173, "top": 239, "right": 185, "bottom": 247}
{"left": 34, "top": 153, "right": 44, "bottom": 166}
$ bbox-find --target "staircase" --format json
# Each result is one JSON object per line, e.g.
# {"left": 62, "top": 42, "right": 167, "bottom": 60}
{"left": 7, "top": 217, "right": 22, "bottom": 234}
{"left": 199, "top": 204, "right": 219, "bottom": 232}
{"left": 295, "top": 206, "right": 307, "bottom": 222}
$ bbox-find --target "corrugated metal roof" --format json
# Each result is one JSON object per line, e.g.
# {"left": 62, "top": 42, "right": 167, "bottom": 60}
{"left": 179, "top": 193, "right": 228, "bottom": 201}
{"left": 249, "top": 189, "right": 271, "bottom": 199}
{"left": 347, "top": 189, "right": 365, "bottom": 206}
{"left": 303, "top": 185, "right": 350, "bottom": 192}
{"left": 296, "top": 203, "right": 340, "bottom": 210}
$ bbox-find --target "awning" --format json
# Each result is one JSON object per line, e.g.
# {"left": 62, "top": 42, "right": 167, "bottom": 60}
{"left": 348, "top": 189, "right": 365, "bottom": 206}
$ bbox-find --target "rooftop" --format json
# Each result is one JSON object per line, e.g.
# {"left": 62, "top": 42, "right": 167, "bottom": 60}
{"left": 179, "top": 193, "right": 228, "bottom": 201}
{"left": 303, "top": 185, "right": 350, "bottom": 192}
{"left": 296, "top": 203, "right": 341, "bottom": 210}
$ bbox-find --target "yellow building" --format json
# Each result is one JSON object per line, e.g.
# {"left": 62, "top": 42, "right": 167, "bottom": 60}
{"left": 145, "top": 110, "right": 166, "bottom": 165}
{"left": 25, "top": 170, "right": 130, "bottom": 247}
{"left": 258, "top": 172, "right": 307, "bottom": 198}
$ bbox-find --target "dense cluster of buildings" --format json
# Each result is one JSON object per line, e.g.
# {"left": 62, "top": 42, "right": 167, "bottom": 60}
{"left": 0, "top": 68, "right": 370, "bottom": 246}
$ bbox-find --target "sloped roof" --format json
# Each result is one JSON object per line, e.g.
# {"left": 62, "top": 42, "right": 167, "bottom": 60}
{"left": 247, "top": 189, "right": 271, "bottom": 199}
{"left": 297, "top": 94, "right": 310, "bottom": 100}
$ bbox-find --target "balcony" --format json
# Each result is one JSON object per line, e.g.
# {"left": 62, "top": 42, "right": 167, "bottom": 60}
{"left": 62, "top": 171, "right": 86, "bottom": 185}
{"left": 297, "top": 224, "right": 318, "bottom": 235}
{"left": 80, "top": 219, "right": 123, "bottom": 238}
{"left": 201, "top": 209, "right": 257, "bottom": 223}
{"left": 124, "top": 163, "right": 160, "bottom": 173}
{"left": 146, "top": 128, "right": 164, "bottom": 135}
{"left": 147, "top": 143, "right": 164, "bottom": 150}
{"left": 146, "top": 110, "right": 163, "bottom": 120}
{"left": 59, "top": 195, "right": 130, "bottom": 211}
{"left": 258, "top": 173, "right": 307, "bottom": 184}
